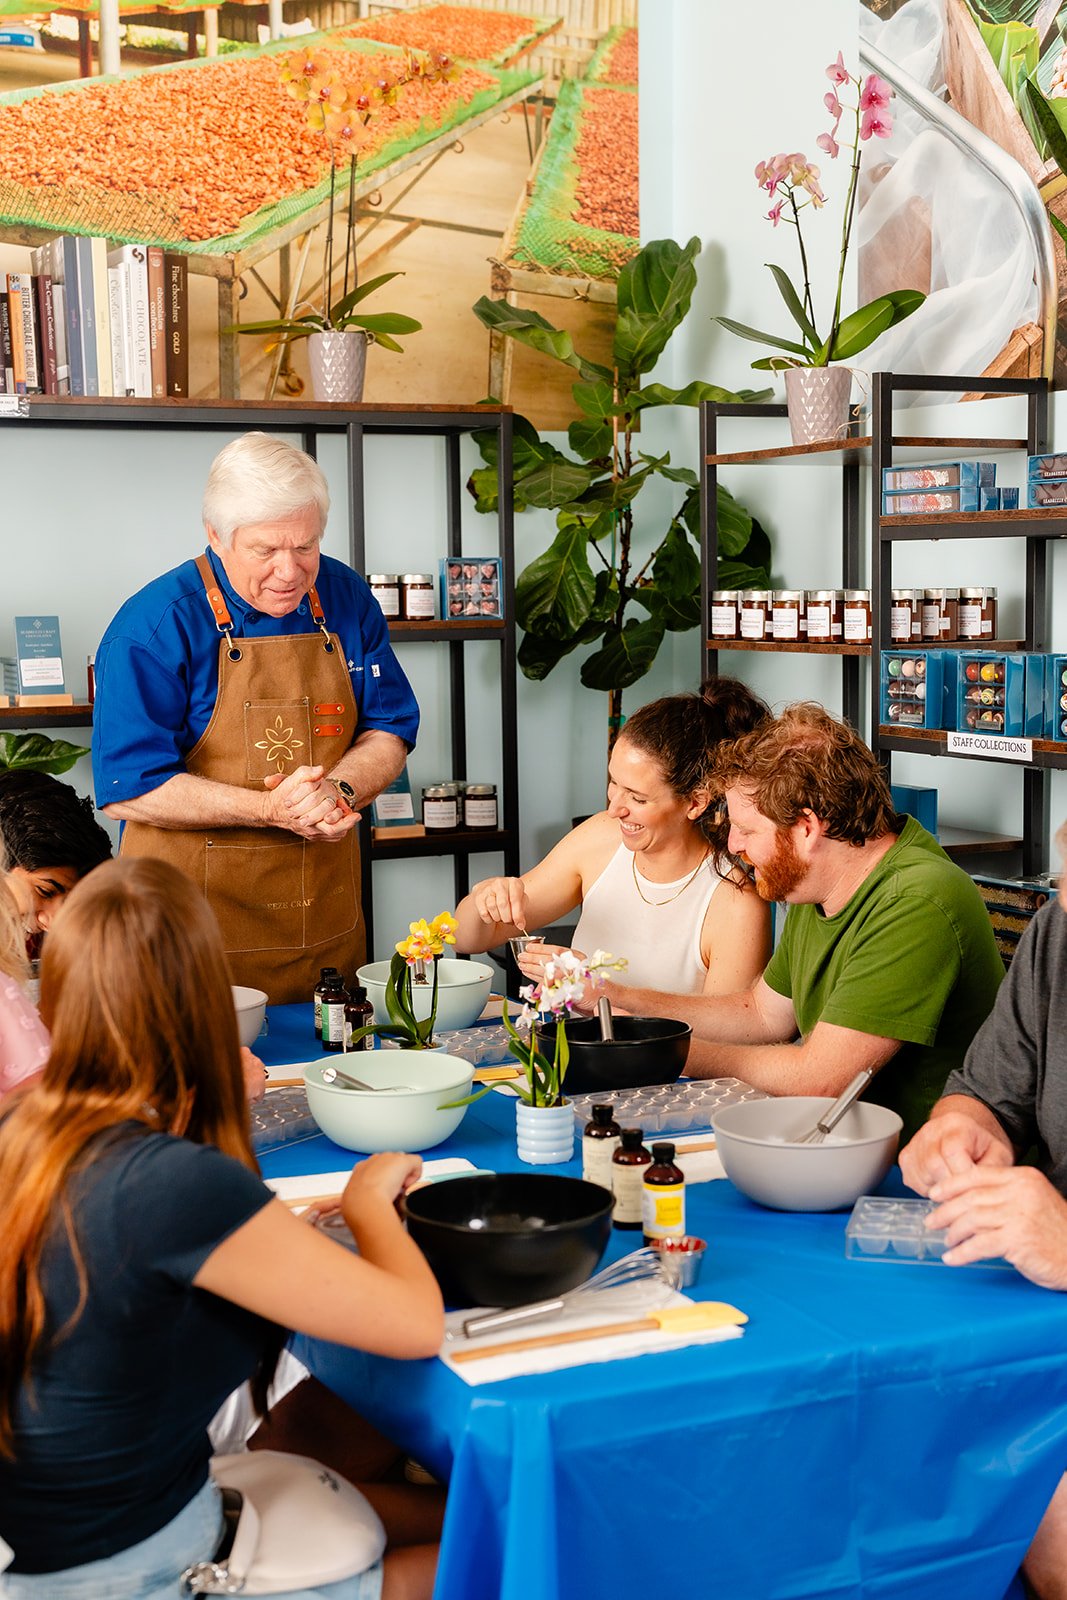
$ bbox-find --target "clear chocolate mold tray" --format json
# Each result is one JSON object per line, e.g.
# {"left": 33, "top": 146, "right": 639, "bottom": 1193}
{"left": 845, "top": 1196, "right": 1013, "bottom": 1268}
{"left": 429, "top": 1024, "right": 515, "bottom": 1067}
{"left": 569, "top": 1078, "right": 769, "bottom": 1134}
{"left": 250, "top": 1087, "right": 320, "bottom": 1155}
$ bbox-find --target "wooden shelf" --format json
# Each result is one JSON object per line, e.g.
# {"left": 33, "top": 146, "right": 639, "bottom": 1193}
{"left": 389, "top": 619, "right": 506, "bottom": 641}
{"left": 369, "top": 827, "right": 514, "bottom": 861}
{"left": 0, "top": 703, "right": 94, "bottom": 728}
{"left": 706, "top": 639, "right": 871, "bottom": 656}
{"left": 880, "top": 509, "right": 1067, "bottom": 540}
{"left": 878, "top": 725, "right": 1067, "bottom": 769}
{"left": 938, "top": 826, "right": 1024, "bottom": 857}
{"left": 883, "top": 638, "right": 1024, "bottom": 653}
{"left": 707, "top": 435, "right": 1028, "bottom": 467}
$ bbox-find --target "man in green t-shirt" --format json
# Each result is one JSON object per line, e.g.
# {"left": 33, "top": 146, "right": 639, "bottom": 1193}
{"left": 600, "top": 704, "right": 1004, "bottom": 1142}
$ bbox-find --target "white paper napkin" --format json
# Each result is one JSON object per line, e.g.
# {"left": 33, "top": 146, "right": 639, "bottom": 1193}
{"left": 440, "top": 1279, "right": 743, "bottom": 1386}
{"left": 266, "top": 1157, "right": 481, "bottom": 1212}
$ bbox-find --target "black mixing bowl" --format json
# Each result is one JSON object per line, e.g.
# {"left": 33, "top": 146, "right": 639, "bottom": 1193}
{"left": 535, "top": 1015, "right": 692, "bottom": 1093}
{"left": 403, "top": 1172, "right": 613, "bottom": 1308}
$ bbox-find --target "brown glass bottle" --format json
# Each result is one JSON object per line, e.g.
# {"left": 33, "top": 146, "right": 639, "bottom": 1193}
{"left": 313, "top": 967, "right": 339, "bottom": 1043}
{"left": 611, "top": 1127, "right": 651, "bottom": 1230}
{"left": 320, "top": 973, "right": 350, "bottom": 1052}
{"left": 642, "top": 1141, "right": 686, "bottom": 1244}
{"left": 582, "top": 1102, "right": 621, "bottom": 1191}
{"left": 343, "top": 983, "right": 375, "bottom": 1052}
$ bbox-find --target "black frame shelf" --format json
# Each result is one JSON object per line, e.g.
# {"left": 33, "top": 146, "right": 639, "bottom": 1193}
{"left": 870, "top": 371, "right": 1057, "bottom": 877}
{"left": 700, "top": 399, "right": 865, "bottom": 729}
{"left": 2, "top": 397, "right": 519, "bottom": 951}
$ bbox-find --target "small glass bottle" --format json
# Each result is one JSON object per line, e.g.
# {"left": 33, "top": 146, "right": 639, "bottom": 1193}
{"left": 320, "top": 972, "right": 350, "bottom": 1052}
{"left": 611, "top": 1127, "right": 651, "bottom": 1230}
{"left": 582, "top": 1102, "right": 621, "bottom": 1190}
{"left": 343, "top": 982, "right": 375, "bottom": 1051}
{"left": 642, "top": 1142, "right": 686, "bottom": 1244}
{"left": 313, "top": 966, "right": 339, "bottom": 1042}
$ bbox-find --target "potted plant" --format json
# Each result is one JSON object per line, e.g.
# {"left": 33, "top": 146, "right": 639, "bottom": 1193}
{"left": 348, "top": 911, "right": 458, "bottom": 1051}
{"left": 467, "top": 235, "right": 774, "bottom": 754}
{"left": 234, "top": 46, "right": 459, "bottom": 399}
{"left": 714, "top": 52, "right": 925, "bottom": 445}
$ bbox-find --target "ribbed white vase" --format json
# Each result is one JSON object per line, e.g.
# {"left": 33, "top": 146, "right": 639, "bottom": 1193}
{"left": 516, "top": 1100, "right": 574, "bottom": 1165}
{"left": 307, "top": 329, "right": 367, "bottom": 403}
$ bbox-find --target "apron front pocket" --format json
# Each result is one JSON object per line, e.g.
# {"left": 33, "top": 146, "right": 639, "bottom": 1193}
{"left": 243, "top": 700, "right": 314, "bottom": 783}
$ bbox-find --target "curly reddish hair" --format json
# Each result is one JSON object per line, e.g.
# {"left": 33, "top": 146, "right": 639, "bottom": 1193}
{"left": 711, "top": 702, "right": 897, "bottom": 847}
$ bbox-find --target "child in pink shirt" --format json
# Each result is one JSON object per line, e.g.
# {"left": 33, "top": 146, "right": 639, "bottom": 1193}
{"left": 0, "top": 879, "right": 49, "bottom": 1095}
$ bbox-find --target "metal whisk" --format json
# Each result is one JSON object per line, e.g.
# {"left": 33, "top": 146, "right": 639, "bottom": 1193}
{"left": 796, "top": 1068, "right": 873, "bottom": 1144}
{"left": 459, "top": 1248, "right": 668, "bottom": 1340}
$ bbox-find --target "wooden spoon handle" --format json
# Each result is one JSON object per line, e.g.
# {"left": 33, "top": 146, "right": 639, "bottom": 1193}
{"left": 451, "top": 1316, "right": 658, "bottom": 1363}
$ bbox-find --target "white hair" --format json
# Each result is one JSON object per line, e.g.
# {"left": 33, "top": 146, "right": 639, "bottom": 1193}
{"left": 202, "top": 432, "right": 330, "bottom": 546}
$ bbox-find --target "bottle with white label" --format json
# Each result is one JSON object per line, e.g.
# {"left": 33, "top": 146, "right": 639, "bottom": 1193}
{"left": 611, "top": 1127, "right": 651, "bottom": 1230}
{"left": 582, "top": 1103, "right": 621, "bottom": 1190}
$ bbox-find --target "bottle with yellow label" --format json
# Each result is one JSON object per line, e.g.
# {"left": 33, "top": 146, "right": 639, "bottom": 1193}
{"left": 642, "top": 1141, "right": 686, "bottom": 1244}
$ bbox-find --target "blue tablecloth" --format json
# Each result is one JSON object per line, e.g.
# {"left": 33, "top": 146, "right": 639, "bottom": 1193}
{"left": 259, "top": 1007, "right": 1067, "bottom": 1600}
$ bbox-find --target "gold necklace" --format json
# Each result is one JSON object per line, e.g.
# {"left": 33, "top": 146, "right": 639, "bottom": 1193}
{"left": 631, "top": 848, "right": 710, "bottom": 907}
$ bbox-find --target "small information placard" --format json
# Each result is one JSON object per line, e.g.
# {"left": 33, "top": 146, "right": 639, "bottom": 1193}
{"left": 14, "top": 615, "right": 64, "bottom": 695}
{"left": 371, "top": 767, "right": 416, "bottom": 828}
{"left": 946, "top": 731, "right": 1033, "bottom": 762}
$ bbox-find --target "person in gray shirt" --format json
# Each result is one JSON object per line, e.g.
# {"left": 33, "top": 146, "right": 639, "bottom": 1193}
{"left": 899, "top": 816, "right": 1067, "bottom": 1600}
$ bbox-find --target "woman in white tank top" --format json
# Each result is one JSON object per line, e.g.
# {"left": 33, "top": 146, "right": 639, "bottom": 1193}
{"left": 454, "top": 679, "right": 773, "bottom": 1000}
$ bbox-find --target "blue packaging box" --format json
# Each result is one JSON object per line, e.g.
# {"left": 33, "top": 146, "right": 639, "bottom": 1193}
{"left": 1027, "top": 453, "right": 1067, "bottom": 479}
{"left": 881, "top": 461, "right": 996, "bottom": 492}
{"left": 881, "top": 649, "right": 949, "bottom": 730}
{"left": 956, "top": 652, "right": 1045, "bottom": 738}
{"left": 977, "top": 487, "right": 1018, "bottom": 510}
{"left": 890, "top": 783, "right": 938, "bottom": 834}
{"left": 439, "top": 556, "right": 503, "bottom": 620}
{"left": 882, "top": 487, "right": 983, "bottom": 515}
{"left": 1047, "top": 655, "right": 1067, "bottom": 742}
{"left": 1026, "top": 478, "right": 1067, "bottom": 509}
{"left": 1001, "top": 487, "right": 1020, "bottom": 510}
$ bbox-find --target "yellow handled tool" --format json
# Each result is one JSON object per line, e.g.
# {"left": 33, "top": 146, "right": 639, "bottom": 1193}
{"left": 450, "top": 1302, "right": 748, "bottom": 1363}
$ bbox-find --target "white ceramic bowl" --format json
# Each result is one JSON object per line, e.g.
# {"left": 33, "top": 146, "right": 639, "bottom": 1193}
{"left": 302, "top": 1050, "right": 474, "bottom": 1153}
{"left": 713, "top": 1096, "right": 902, "bottom": 1212}
{"left": 232, "top": 985, "right": 268, "bottom": 1048}
{"left": 357, "top": 958, "right": 493, "bottom": 1032}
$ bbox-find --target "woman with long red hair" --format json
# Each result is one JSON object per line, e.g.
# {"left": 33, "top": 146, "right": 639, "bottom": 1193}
{"left": 0, "top": 857, "right": 443, "bottom": 1600}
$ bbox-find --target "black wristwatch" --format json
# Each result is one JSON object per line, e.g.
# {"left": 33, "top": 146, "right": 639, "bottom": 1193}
{"left": 329, "top": 778, "right": 357, "bottom": 811}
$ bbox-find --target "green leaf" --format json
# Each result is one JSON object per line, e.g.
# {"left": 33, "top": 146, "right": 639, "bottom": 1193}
{"left": 471, "top": 297, "right": 612, "bottom": 383}
{"left": 0, "top": 732, "right": 91, "bottom": 774}
{"left": 341, "top": 312, "right": 422, "bottom": 335}
{"left": 766, "top": 263, "right": 820, "bottom": 347}
{"left": 828, "top": 290, "right": 924, "bottom": 361}
{"left": 649, "top": 520, "right": 702, "bottom": 630}
{"left": 329, "top": 271, "right": 403, "bottom": 319}
{"left": 1051, "top": 210, "right": 1067, "bottom": 249}
{"left": 716, "top": 481, "right": 754, "bottom": 558}
{"left": 1024, "top": 74, "right": 1067, "bottom": 170}
{"left": 227, "top": 318, "right": 323, "bottom": 339}
{"left": 516, "top": 459, "right": 598, "bottom": 509}
{"left": 644, "top": 459, "right": 698, "bottom": 487}
{"left": 717, "top": 557, "right": 771, "bottom": 590}
{"left": 633, "top": 379, "right": 773, "bottom": 409}
{"left": 568, "top": 416, "right": 614, "bottom": 461}
{"left": 613, "top": 236, "right": 702, "bottom": 376}
{"left": 516, "top": 631, "right": 581, "bottom": 680}
{"left": 572, "top": 379, "right": 617, "bottom": 418}
{"left": 714, "top": 315, "right": 809, "bottom": 357}
{"left": 580, "top": 617, "right": 666, "bottom": 692}
{"left": 515, "top": 521, "right": 597, "bottom": 636}
{"left": 749, "top": 355, "right": 805, "bottom": 371}
{"left": 368, "top": 332, "right": 404, "bottom": 354}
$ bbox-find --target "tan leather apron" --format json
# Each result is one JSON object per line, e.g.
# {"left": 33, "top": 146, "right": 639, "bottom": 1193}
{"left": 121, "top": 555, "right": 364, "bottom": 1005}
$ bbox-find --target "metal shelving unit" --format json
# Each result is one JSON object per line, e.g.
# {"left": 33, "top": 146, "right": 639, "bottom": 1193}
{"left": 870, "top": 372, "right": 1066, "bottom": 879}
{"left": 0, "top": 396, "right": 519, "bottom": 951}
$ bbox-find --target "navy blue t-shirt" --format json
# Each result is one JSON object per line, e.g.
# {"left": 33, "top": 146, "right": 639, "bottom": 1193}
{"left": 0, "top": 1128, "right": 274, "bottom": 1573}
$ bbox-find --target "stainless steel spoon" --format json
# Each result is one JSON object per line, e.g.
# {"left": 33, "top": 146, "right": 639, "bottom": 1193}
{"left": 321, "top": 1065, "right": 413, "bottom": 1092}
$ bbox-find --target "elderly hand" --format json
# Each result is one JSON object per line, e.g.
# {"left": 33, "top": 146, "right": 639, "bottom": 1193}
{"left": 262, "top": 765, "right": 360, "bottom": 841}
{"left": 899, "top": 1110, "right": 1014, "bottom": 1196}
{"left": 927, "top": 1166, "right": 1067, "bottom": 1289}
{"left": 240, "top": 1046, "right": 267, "bottom": 1105}
{"left": 471, "top": 875, "right": 529, "bottom": 932}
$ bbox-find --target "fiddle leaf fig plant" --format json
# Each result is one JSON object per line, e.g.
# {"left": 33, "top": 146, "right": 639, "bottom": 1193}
{"left": 0, "top": 732, "right": 90, "bottom": 775}
{"left": 467, "top": 236, "right": 774, "bottom": 743}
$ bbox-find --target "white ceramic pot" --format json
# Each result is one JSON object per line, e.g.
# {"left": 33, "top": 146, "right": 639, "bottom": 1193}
{"left": 307, "top": 329, "right": 367, "bottom": 403}
{"left": 302, "top": 1050, "right": 473, "bottom": 1153}
{"left": 784, "top": 365, "right": 853, "bottom": 447}
{"left": 357, "top": 958, "right": 493, "bottom": 1032}
{"left": 516, "top": 1099, "right": 575, "bottom": 1166}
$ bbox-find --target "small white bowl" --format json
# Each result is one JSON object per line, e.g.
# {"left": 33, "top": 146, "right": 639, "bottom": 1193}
{"left": 357, "top": 958, "right": 493, "bottom": 1032}
{"left": 302, "top": 1050, "right": 474, "bottom": 1153}
{"left": 232, "top": 985, "right": 268, "bottom": 1048}
{"left": 713, "top": 1096, "right": 902, "bottom": 1212}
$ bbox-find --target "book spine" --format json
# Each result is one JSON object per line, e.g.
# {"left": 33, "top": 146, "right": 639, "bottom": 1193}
{"left": 89, "top": 236, "right": 112, "bottom": 397}
{"left": 6, "top": 276, "right": 26, "bottom": 394}
{"left": 164, "top": 252, "right": 188, "bottom": 399}
{"left": 11, "top": 275, "right": 40, "bottom": 392}
{"left": 0, "top": 296, "right": 9, "bottom": 393}
{"left": 33, "top": 270, "right": 57, "bottom": 395}
{"left": 60, "top": 236, "right": 84, "bottom": 397}
{"left": 107, "top": 265, "right": 127, "bottom": 397}
{"left": 147, "top": 245, "right": 166, "bottom": 398}
{"left": 127, "top": 246, "right": 150, "bottom": 399}
{"left": 75, "top": 236, "right": 98, "bottom": 397}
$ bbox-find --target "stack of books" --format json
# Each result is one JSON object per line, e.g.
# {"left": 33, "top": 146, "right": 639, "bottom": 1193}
{"left": 0, "top": 236, "right": 189, "bottom": 399}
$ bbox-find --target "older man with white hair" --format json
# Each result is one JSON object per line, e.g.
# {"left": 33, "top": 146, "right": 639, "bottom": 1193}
{"left": 92, "top": 431, "right": 418, "bottom": 1003}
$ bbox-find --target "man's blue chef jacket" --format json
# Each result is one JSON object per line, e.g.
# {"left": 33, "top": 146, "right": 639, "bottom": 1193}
{"left": 92, "top": 549, "right": 420, "bottom": 806}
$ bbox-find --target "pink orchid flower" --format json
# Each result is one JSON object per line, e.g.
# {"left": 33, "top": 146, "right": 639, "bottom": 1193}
{"left": 859, "top": 73, "right": 892, "bottom": 112}
{"left": 826, "top": 50, "right": 849, "bottom": 86}
{"left": 816, "top": 131, "right": 840, "bottom": 159}
{"left": 824, "top": 89, "right": 842, "bottom": 122}
{"left": 767, "top": 198, "right": 785, "bottom": 226}
{"left": 860, "top": 106, "right": 893, "bottom": 141}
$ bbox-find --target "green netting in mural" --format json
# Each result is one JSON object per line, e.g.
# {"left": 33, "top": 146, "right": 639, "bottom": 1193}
{"left": 509, "top": 76, "right": 637, "bottom": 282}
{"left": 342, "top": 3, "right": 562, "bottom": 71}
{"left": 0, "top": 33, "right": 537, "bottom": 252}
{"left": 0, "top": 0, "right": 214, "bottom": 13}
{"left": 584, "top": 23, "right": 637, "bottom": 86}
